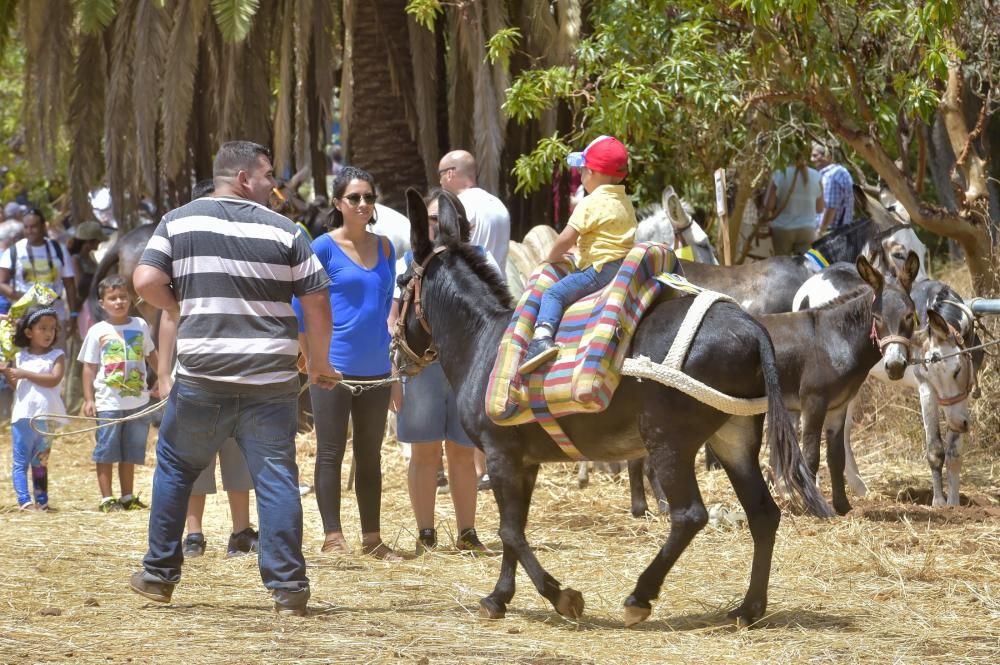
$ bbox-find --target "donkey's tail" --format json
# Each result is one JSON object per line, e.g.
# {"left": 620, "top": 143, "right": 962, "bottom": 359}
{"left": 755, "top": 321, "right": 834, "bottom": 519}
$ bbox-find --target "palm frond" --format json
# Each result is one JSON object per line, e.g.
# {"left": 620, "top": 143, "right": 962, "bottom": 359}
{"left": 445, "top": 6, "right": 474, "bottom": 152}
{"left": 293, "top": 0, "right": 314, "bottom": 169}
{"left": 457, "top": 2, "right": 501, "bottom": 194}
{"left": 21, "top": 0, "right": 72, "bottom": 174}
{"left": 210, "top": 0, "right": 260, "bottom": 42}
{"left": 272, "top": 0, "right": 294, "bottom": 177}
{"left": 218, "top": 41, "right": 245, "bottom": 141}
{"left": 407, "top": 12, "right": 439, "bottom": 184}
{"left": 104, "top": 1, "right": 137, "bottom": 226}
{"left": 339, "top": 0, "right": 355, "bottom": 159}
{"left": 484, "top": 0, "right": 510, "bottom": 139}
{"left": 241, "top": 0, "right": 274, "bottom": 145}
{"left": 68, "top": 33, "right": 106, "bottom": 224}
{"left": 311, "top": 0, "right": 338, "bottom": 124}
{"left": 132, "top": 0, "right": 170, "bottom": 194}
{"left": 76, "top": 0, "right": 118, "bottom": 35}
{"left": 162, "top": 0, "right": 209, "bottom": 178}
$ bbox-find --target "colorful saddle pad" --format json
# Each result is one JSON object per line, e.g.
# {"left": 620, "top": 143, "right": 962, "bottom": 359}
{"left": 486, "top": 243, "right": 691, "bottom": 448}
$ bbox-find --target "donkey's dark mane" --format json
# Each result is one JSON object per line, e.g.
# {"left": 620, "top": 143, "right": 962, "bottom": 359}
{"left": 814, "top": 286, "right": 870, "bottom": 311}
{"left": 442, "top": 239, "right": 514, "bottom": 309}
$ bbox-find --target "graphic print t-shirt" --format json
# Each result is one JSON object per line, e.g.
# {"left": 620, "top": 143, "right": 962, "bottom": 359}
{"left": 78, "top": 318, "right": 155, "bottom": 411}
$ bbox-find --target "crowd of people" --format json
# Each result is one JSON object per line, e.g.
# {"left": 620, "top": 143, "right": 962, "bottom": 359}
{"left": 3, "top": 134, "right": 855, "bottom": 615}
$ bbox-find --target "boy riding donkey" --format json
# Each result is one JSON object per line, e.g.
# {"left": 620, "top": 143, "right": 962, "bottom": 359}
{"left": 519, "top": 136, "right": 636, "bottom": 374}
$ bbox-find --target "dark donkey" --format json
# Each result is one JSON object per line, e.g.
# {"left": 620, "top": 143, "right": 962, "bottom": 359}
{"left": 394, "top": 190, "right": 832, "bottom": 628}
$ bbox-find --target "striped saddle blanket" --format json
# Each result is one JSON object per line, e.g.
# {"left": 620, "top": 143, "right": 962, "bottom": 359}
{"left": 486, "top": 242, "right": 690, "bottom": 435}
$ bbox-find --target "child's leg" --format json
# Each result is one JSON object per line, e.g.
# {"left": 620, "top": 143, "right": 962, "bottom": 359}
{"left": 97, "top": 463, "right": 115, "bottom": 498}
{"left": 11, "top": 420, "right": 32, "bottom": 506}
{"left": 118, "top": 463, "right": 135, "bottom": 498}
{"left": 536, "top": 262, "right": 624, "bottom": 335}
{"left": 31, "top": 465, "right": 48, "bottom": 507}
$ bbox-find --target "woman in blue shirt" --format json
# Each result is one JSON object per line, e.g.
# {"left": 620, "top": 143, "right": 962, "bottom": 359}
{"left": 293, "top": 166, "right": 399, "bottom": 560}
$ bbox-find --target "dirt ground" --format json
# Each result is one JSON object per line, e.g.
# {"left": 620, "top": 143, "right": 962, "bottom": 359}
{"left": 1, "top": 382, "right": 998, "bottom": 665}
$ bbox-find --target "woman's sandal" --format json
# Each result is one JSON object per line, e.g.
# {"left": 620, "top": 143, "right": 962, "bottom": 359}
{"left": 320, "top": 533, "right": 352, "bottom": 554}
{"left": 361, "top": 541, "right": 404, "bottom": 562}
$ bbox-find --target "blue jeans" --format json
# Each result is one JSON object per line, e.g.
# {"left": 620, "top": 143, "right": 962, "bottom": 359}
{"left": 536, "top": 259, "right": 623, "bottom": 331}
{"left": 11, "top": 419, "right": 50, "bottom": 507}
{"left": 141, "top": 382, "right": 308, "bottom": 608}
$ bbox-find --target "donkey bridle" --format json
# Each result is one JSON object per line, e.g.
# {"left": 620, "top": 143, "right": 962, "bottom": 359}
{"left": 390, "top": 246, "right": 449, "bottom": 374}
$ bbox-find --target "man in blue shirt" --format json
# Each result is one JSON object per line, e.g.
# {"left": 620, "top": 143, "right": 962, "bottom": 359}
{"left": 812, "top": 142, "right": 855, "bottom": 235}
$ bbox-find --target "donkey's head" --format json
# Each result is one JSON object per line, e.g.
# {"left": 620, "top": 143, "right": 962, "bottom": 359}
{"left": 856, "top": 251, "right": 919, "bottom": 380}
{"left": 917, "top": 309, "right": 973, "bottom": 433}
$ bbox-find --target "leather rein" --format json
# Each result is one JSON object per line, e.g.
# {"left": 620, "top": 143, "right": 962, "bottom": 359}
{"left": 390, "top": 246, "right": 448, "bottom": 375}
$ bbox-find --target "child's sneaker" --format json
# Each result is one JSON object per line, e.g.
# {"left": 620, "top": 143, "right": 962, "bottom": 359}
{"left": 99, "top": 497, "right": 123, "bottom": 513}
{"left": 226, "top": 527, "right": 259, "bottom": 558}
{"left": 416, "top": 528, "right": 437, "bottom": 555}
{"left": 183, "top": 533, "right": 207, "bottom": 558}
{"left": 456, "top": 528, "right": 492, "bottom": 554}
{"left": 118, "top": 495, "right": 148, "bottom": 511}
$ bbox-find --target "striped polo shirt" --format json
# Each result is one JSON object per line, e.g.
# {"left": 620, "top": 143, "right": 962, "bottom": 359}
{"left": 139, "top": 196, "right": 330, "bottom": 395}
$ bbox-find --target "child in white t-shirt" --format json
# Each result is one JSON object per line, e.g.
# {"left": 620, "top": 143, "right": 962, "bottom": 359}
{"left": 78, "top": 275, "right": 157, "bottom": 513}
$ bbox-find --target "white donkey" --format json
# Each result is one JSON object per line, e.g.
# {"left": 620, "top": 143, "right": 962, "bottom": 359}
{"left": 636, "top": 187, "right": 718, "bottom": 264}
{"left": 794, "top": 264, "right": 980, "bottom": 507}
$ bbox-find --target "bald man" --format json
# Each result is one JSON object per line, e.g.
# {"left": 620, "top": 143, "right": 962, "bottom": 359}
{"left": 437, "top": 150, "right": 510, "bottom": 271}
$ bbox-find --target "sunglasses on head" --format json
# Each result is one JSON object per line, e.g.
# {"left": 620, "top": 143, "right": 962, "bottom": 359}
{"left": 342, "top": 192, "right": 377, "bottom": 206}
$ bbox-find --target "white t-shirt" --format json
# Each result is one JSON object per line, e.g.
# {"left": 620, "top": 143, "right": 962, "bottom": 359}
{"left": 458, "top": 187, "right": 510, "bottom": 274}
{"left": 12, "top": 348, "right": 66, "bottom": 422}
{"left": 770, "top": 166, "right": 823, "bottom": 230}
{"left": 77, "top": 318, "right": 155, "bottom": 411}
{"left": 0, "top": 238, "right": 75, "bottom": 320}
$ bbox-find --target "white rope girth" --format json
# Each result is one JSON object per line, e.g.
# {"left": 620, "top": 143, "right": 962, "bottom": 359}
{"left": 621, "top": 290, "right": 769, "bottom": 416}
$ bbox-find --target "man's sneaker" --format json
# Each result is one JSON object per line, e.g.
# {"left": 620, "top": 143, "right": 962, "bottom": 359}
{"left": 118, "top": 495, "right": 148, "bottom": 511}
{"left": 456, "top": 528, "right": 492, "bottom": 554}
{"left": 129, "top": 571, "right": 173, "bottom": 603}
{"left": 416, "top": 528, "right": 437, "bottom": 555}
{"left": 226, "top": 527, "right": 259, "bottom": 558}
{"left": 518, "top": 337, "right": 559, "bottom": 374}
{"left": 183, "top": 533, "right": 207, "bottom": 558}
{"left": 99, "top": 497, "right": 123, "bottom": 513}
{"left": 274, "top": 602, "right": 308, "bottom": 617}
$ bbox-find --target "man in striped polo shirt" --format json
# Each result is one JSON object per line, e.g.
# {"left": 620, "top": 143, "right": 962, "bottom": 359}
{"left": 128, "top": 141, "right": 340, "bottom": 616}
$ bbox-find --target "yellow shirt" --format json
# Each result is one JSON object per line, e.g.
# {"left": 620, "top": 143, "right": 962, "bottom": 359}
{"left": 567, "top": 184, "right": 637, "bottom": 271}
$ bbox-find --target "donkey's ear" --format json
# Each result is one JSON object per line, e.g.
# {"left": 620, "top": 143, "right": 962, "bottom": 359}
{"left": 435, "top": 191, "right": 464, "bottom": 245}
{"left": 899, "top": 251, "right": 920, "bottom": 293}
{"left": 856, "top": 254, "right": 884, "bottom": 293}
{"left": 926, "top": 309, "right": 950, "bottom": 341}
{"left": 406, "top": 188, "right": 431, "bottom": 262}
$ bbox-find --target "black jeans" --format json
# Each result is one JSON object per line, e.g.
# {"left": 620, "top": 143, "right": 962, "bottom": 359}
{"left": 309, "top": 376, "right": 391, "bottom": 534}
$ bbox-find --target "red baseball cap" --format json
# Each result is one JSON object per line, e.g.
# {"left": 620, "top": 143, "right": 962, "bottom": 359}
{"left": 566, "top": 135, "right": 629, "bottom": 178}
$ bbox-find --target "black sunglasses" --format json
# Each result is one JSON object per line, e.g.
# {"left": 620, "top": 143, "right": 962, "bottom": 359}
{"left": 342, "top": 193, "right": 377, "bottom": 206}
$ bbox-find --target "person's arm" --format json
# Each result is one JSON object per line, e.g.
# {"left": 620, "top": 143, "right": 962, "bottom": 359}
{"left": 817, "top": 207, "right": 836, "bottom": 236}
{"left": 133, "top": 265, "right": 179, "bottom": 314}
{"left": 81, "top": 361, "right": 97, "bottom": 417}
{"left": 296, "top": 289, "right": 341, "bottom": 388}
{"left": 544, "top": 225, "right": 580, "bottom": 264}
{"left": 157, "top": 309, "right": 178, "bottom": 398}
{"left": 387, "top": 299, "right": 402, "bottom": 413}
{"left": 0, "top": 267, "right": 16, "bottom": 300}
{"left": 763, "top": 182, "right": 777, "bottom": 219}
{"left": 10, "top": 354, "right": 65, "bottom": 388}
{"left": 815, "top": 192, "right": 825, "bottom": 215}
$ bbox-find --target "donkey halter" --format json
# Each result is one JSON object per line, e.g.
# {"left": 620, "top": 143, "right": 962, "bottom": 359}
{"left": 869, "top": 293, "right": 913, "bottom": 355}
{"left": 927, "top": 321, "right": 977, "bottom": 409}
{"left": 390, "top": 246, "right": 448, "bottom": 374}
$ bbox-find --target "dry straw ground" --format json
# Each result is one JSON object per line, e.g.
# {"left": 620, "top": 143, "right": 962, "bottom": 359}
{"left": 1, "top": 264, "right": 998, "bottom": 665}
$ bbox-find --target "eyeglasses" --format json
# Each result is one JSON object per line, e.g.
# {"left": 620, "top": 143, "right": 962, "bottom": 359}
{"left": 342, "top": 193, "right": 377, "bottom": 206}
{"left": 438, "top": 167, "right": 456, "bottom": 177}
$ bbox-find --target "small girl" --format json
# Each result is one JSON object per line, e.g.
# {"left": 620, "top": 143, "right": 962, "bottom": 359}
{"left": 3, "top": 305, "right": 66, "bottom": 510}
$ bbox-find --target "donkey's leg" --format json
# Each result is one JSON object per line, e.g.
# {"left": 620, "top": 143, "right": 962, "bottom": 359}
{"left": 624, "top": 445, "right": 706, "bottom": 627}
{"left": 577, "top": 461, "right": 589, "bottom": 489}
{"left": 824, "top": 407, "right": 852, "bottom": 515}
{"left": 944, "top": 430, "right": 963, "bottom": 507}
{"left": 709, "top": 416, "right": 780, "bottom": 626}
{"left": 843, "top": 398, "right": 869, "bottom": 497}
{"left": 480, "top": 463, "right": 539, "bottom": 619}
{"left": 484, "top": 461, "right": 582, "bottom": 619}
{"left": 645, "top": 456, "right": 670, "bottom": 513}
{"left": 627, "top": 457, "right": 650, "bottom": 518}
{"left": 918, "top": 383, "right": 947, "bottom": 507}
{"left": 799, "top": 398, "right": 828, "bottom": 485}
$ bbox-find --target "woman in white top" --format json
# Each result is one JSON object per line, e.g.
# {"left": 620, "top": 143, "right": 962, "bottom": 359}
{"left": 764, "top": 156, "right": 824, "bottom": 256}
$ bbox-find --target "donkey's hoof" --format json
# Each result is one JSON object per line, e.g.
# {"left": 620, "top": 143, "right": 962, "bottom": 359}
{"left": 833, "top": 498, "right": 852, "bottom": 516}
{"left": 727, "top": 602, "right": 765, "bottom": 628}
{"left": 623, "top": 603, "right": 651, "bottom": 628}
{"left": 478, "top": 597, "right": 506, "bottom": 620}
{"left": 555, "top": 588, "right": 584, "bottom": 619}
